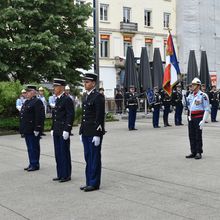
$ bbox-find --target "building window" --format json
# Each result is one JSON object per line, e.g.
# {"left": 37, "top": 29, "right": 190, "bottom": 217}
{"left": 76, "top": 0, "right": 85, "bottom": 5}
{"left": 123, "top": 36, "right": 132, "bottom": 56}
{"left": 100, "top": 4, "right": 108, "bottom": 21}
{"left": 123, "top": 7, "right": 131, "bottom": 23}
{"left": 145, "top": 38, "right": 153, "bottom": 61}
{"left": 164, "top": 39, "right": 167, "bottom": 61}
{"left": 163, "top": 12, "right": 171, "bottom": 28}
{"left": 144, "top": 10, "right": 152, "bottom": 27}
{"left": 100, "top": 35, "right": 110, "bottom": 58}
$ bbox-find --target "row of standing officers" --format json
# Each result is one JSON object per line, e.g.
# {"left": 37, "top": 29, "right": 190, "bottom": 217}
{"left": 19, "top": 73, "right": 105, "bottom": 192}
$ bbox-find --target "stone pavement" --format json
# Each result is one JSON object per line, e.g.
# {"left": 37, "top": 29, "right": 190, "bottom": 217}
{"left": 1, "top": 112, "right": 220, "bottom": 220}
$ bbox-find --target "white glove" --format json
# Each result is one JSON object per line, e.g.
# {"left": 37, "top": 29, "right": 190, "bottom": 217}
{"left": 50, "top": 104, "right": 55, "bottom": 108}
{"left": 50, "top": 130, "right": 53, "bottom": 136}
{"left": 79, "top": 134, "right": 82, "bottom": 142}
{"left": 199, "top": 120, "right": 205, "bottom": 130}
{"left": 62, "top": 131, "right": 69, "bottom": 140}
{"left": 34, "top": 131, "right": 39, "bottom": 137}
{"left": 199, "top": 111, "right": 209, "bottom": 130}
{"left": 126, "top": 108, "right": 129, "bottom": 113}
{"left": 161, "top": 106, "right": 164, "bottom": 110}
{"left": 151, "top": 108, "right": 154, "bottom": 112}
{"left": 17, "top": 106, "right": 21, "bottom": 111}
{"left": 92, "top": 136, "right": 100, "bottom": 146}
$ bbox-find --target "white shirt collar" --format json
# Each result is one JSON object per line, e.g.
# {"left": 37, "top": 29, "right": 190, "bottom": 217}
{"left": 86, "top": 88, "right": 95, "bottom": 96}
{"left": 57, "top": 92, "right": 65, "bottom": 98}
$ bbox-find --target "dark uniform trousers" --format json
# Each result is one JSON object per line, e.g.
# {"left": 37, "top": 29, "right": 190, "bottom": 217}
{"left": 82, "top": 136, "right": 103, "bottom": 187}
{"left": 153, "top": 105, "right": 160, "bottom": 127}
{"left": 128, "top": 107, "right": 137, "bottom": 130}
{"left": 52, "top": 94, "right": 74, "bottom": 179}
{"left": 20, "top": 97, "right": 45, "bottom": 169}
{"left": 188, "top": 117, "right": 203, "bottom": 155}
{"left": 211, "top": 106, "right": 218, "bottom": 121}
{"left": 163, "top": 106, "right": 170, "bottom": 125}
{"left": 80, "top": 90, "right": 105, "bottom": 188}
{"left": 25, "top": 134, "right": 40, "bottom": 168}
{"left": 53, "top": 136, "right": 71, "bottom": 179}
{"left": 175, "top": 104, "right": 183, "bottom": 125}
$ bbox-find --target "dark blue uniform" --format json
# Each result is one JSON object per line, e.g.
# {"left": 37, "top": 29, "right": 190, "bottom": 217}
{"left": 209, "top": 90, "right": 219, "bottom": 122}
{"left": 20, "top": 96, "right": 45, "bottom": 170}
{"left": 125, "top": 92, "right": 138, "bottom": 130}
{"left": 79, "top": 89, "right": 105, "bottom": 189}
{"left": 172, "top": 90, "right": 183, "bottom": 125}
{"left": 152, "top": 92, "right": 161, "bottom": 128}
{"left": 52, "top": 93, "right": 74, "bottom": 180}
{"left": 161, "top": 91, "right": 171, "bottom": 126}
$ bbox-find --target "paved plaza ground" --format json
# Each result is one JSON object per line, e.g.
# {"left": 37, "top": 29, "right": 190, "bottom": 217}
{"left": 1, "top": 112, "right": 220, "bottom": 220}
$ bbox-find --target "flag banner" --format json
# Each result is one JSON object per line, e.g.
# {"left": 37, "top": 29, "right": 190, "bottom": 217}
{"left": 163, "top": 33, "right": 180, "bottom": 96}
{"left": 146, "top": 88, "right": 155, "bottom": 105}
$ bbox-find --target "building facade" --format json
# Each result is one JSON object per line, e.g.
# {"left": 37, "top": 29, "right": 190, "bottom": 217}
{"left": 78, "top": 0, "right": 176, "bottom": 97}
{"left": 176, "top": 0, "right": 220, "bottom": 88}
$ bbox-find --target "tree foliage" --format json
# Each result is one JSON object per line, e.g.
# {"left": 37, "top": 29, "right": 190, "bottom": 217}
{"left": 0, "top": 0, "right": 93, "bottom": 85}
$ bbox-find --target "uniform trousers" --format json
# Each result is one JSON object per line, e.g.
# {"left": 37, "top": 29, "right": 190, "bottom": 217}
{"left": 53, "top": 135, "right": 72, "bottom": 179}
{"left": 175, "top": 105, "right": 183, "bottom": 125}
{"left": 128, "top": 108, "right": 137, "bottom": 129}
{"left": 82, "top": 136, "right": 102, "bottom": 187}
{"left": 153, "top": 106, "right": 160, "bottom": 127}
{"left": 24, "top": 134, "right": 40, "bottom": 168}
{"left": 211, "top": 106, "right": 218, "bottom": 121}
{"left": 163, "top": 106, "right": 170, "bottom": 125}
{"left": 188, "top": 117, "right": 203, "bottom": 155}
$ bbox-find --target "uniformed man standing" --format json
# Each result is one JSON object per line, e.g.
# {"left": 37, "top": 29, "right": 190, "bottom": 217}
{"left": 125, "top": 85, "right": 139, "bottom": 131}
{"left": 51, "top": 78, "right": 75, "bottom": 183}
{"left": 79, "top": 73, "right": 105, "bottom": 192}
{"left": 209, "top": 85, "right": 219, "bottom": 122}
{"left": 161, "top": 90, "right": 172, "bottom": 127}
{"left": 172, "top": 84, "right": 184, "bottom": 126}
{"left": 186, "top": 78, "right": 210, "bottom": 160}
{"left": 20, "top": 85, "right": 45, "bottom": 171}
{"left": 151, "top": 87, "right": 161, "bottom": 128}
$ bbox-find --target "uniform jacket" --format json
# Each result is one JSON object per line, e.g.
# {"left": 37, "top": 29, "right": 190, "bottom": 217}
{"left": 20, "top": 96, "right": 45, "bottom": 134}
{"left": 125, "top": 92, "right": 139, "bottom": 110}
{"left": 161, "top": 92, "right": 171, "bottom": 107}
{"left": 172, "top": 90, "right": 183, "bottom": 107}
{"left": 52, "top": 93, "right": 75, "bottom": 136}
{"left": 79, "top": 89, "right": 105, "bottom": 136}
{"left": 152, "top": 92, "right": 161, "bottom": 108}
{"left": 209, "top": 91, "right": 219, "bottom": 107}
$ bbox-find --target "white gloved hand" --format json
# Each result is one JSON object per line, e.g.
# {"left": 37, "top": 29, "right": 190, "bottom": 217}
{"left": 34, "top": 131, "right": 39, "bottom": 137}
{"left": 199, "top": 120, "right": 205, "bottom": 130}
{"left": 17, "top": 106, "right": 21, "bottom": 111}
{"left": 126, "top": 108, "right": 129, "bottom": 113}
{"left": 151, "top": 108, "right": 154, "bottom": 112}
{"left": 62, "top": 131, "right": 69, "bottom": 140}
{"left": 50, "top": 104, "right": 55, "bottom": 108}
{"left": 79, "top": 134, "right": 82, "bottom": 142}
{"left": 50, "top": 130, "right": 53, "bottom": 137}
{"left": 92, "top": 136, "right": 100, "bottom": 146}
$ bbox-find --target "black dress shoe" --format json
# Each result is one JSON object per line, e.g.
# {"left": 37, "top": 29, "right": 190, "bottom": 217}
{"left": 180, "top": 123, "right": 184, "bottom": 125}
{"left": 24, "top": 166, "right": 30, "bottom": 171}
{"left": 52, "top": 177, "right": 60, "bottom": 181}
{"left": 132, "top": 128, "right": 138, "bottom": 130}
{"left": 59, "top": 177, "right": 71, "bottom": 183}
{"left": 41, "top": 133, "right": 46, "bottom": 136}
{"left": 27, "top": 167, "right": 39, "bottom": 172}
{"left": 80, "top": 185, "right": 87, "bottom": 190}
{"left": 194, "top": 153, "right": 202, "bottom": 160}
{"left": 185, "top": 153, "right": 196, "bottom": 159}
{"left": 84, "top": 186, "right": 99, "bottom": 192}
{"left": 167, "top": 124, "right": 172, "bottom": 126}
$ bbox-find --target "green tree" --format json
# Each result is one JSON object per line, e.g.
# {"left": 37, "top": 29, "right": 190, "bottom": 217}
{"left": 0, "top": 0, "right": 93, "bottom": 85}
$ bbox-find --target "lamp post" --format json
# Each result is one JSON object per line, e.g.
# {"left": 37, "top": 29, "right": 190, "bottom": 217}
{"left": 93, "top": 0, "right": 99, "bottom": 88}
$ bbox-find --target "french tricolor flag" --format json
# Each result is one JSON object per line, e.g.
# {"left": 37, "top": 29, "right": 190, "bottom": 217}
{"left": 163, "top": 33, "right": 180, "bottom": 96}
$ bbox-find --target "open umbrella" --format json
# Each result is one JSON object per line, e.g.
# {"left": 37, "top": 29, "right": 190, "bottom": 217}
{"left": 123, "top": 47, "right": 139, "bottom": 92}
{"left": 139, "top": 47, "right": 152, "bottom": 92}
{"left": 200, "top": 51, "right": 211, "bottom": 90}
{"left": 186, "top": 50, "right": 199, "bottom": 85}
{"left": 152, "top": 48, "right": 164, "bottom": 89}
